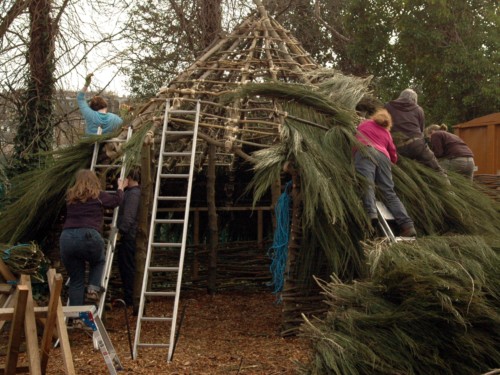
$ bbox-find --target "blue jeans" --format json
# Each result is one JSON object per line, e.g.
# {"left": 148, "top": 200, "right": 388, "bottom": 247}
{"left": 354, "top": 148, "right": 413, "bottom": 228}
{"left": 60, "top": 228, "right": 105, "bottom": 306}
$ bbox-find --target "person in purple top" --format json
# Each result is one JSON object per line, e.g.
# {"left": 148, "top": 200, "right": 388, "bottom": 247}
{"left": 354, "top": 109, "right": 416, "bottom": 237}
{"left": 77, "top": 74, "right": 123, "bottom": 135}
{"left": 60, "top": 169, "right": 127, "bottom": 305}
{"left": 425, "top": 124, "right": 475, "bottom": 180}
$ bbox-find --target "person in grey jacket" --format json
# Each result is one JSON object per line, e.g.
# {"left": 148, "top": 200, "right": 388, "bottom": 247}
{"left": 385, "top": 89, "right": 448, "bottom": 180}
{"left": 117, "top": 167, "right": 141, "bottom": 307}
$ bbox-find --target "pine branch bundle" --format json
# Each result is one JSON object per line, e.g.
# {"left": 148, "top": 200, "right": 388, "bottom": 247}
{"left": 302, "top": 236, "right": 500, "bottom": 375}
{"left": 120, "top": 122, "right": 156, "bottom": 173}
{"left": 0, "top": 133, "right": 116, "bottom": 244}
{"left": 1, "top": 242, "right": 49, "bottom": 282}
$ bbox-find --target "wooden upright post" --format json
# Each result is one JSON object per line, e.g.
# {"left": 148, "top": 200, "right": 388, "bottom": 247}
{"left": 4, "top": 285, "right": 29, "bottom": 374}
{"left": 46, "top": 269, "right": 75, "bottom": 375}
{"left": 20, "top": 274, "right": 42, "bottom": 374}
{"left": 40, "top": 272, "right": 63, "bottom": 373}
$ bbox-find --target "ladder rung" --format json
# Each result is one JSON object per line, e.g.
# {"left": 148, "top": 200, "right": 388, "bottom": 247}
{"left": 137, "top": 343, "right": 170, "bottom": 348}
{"left": 163, "top": 152, "right": 191, "bottom": 157}
{"left": 148, "top": 266, "right": 179, "bottom": 272}
{"left": 155, "top": 219, "right": 184, "bottom": 224}
{"left": 141, "top": 316, "right": 173, "bottom": 322}
{"left": 144, "top": 291, "right": 176, "bottom": 297}
{"left": 160, "top": 173, "right": 189, "bottom": 179}
{"left": 168, "top": 109, "right": 197, "bottom": 114}
{"left": 165, "top": 130, "right": 194, "bottom": 135}
{"left": 151, "top": 242, "right": 182, "bottom": 248}
{"left": 100, "top": 138, "right": 127, "bottom": 143}
{"left": 158, "top": 196, "right": 187, "bottom": 201}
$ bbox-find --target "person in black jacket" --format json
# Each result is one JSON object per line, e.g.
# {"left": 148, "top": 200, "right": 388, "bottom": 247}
{"left": 117, "top": 167, "right": 141, "bottom": 307}
{"left": 385, "top": 89, "right": 448, "bottom": 180}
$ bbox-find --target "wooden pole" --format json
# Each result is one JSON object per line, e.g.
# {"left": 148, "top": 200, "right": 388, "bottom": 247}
{"left": 207, "top": 144, "right": 218, "bottom": 294}
{"left": 20, "top": 274, "right": 42, "bottom": 374}
{"left": 257, "top": 210, "right": 263, "bottom": 249}
{"left": 192, "top": 210, "right": 200, "bottom": 280}
{"left": 4, "top": 285, "right": 28, "bottom": 374}
{"left": 46, "top": 268, "right": 75, "bottom": 375}
{"left": 134, "top": 142, "right": 153, "bottom": 311}
{"left": 0, "top": 258, "right": 15, "bottom": 281}
{"left": 281, "top": 162, "right": 302, "bottom": 335}
{"left": 40, "top": 273, "right": 63, "bottom": 373}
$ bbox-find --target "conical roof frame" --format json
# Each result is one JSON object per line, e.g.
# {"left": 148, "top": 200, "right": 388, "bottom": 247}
{"left": 160, "top": 2, "right": 318, "bottom": 97}
{"left": 132, "top": 2, "right": 322, "bottom": 167}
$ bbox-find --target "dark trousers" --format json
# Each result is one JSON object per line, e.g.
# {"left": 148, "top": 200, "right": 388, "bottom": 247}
{"left": 60, "top": 228, "right": 105, "bottom": 306}
{"left": 440, "top": 157, "right": 475, "bottom": 181}
{"left": 117, "top": 234, "right": 136, "bottom": 306}
{"left": 354, "top": 149, "right": 413, "bottom": 228}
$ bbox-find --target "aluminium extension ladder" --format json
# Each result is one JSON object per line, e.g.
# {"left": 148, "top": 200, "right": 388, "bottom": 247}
{"left": 64, "top": 305, "right": 123, "bottom": 374}
{"left": 133, "top": 99, "right": 201, "bottom": 361}
{"left": 90, "top": 125, "right": 133, "bottom": 317}
{"left": 375, "top": 201, "right": 415, "bottom": 243}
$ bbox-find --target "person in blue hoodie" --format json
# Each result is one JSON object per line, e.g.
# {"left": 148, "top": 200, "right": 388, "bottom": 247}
{"left": 77, "top": 74, "right": 123, "bottom": 135}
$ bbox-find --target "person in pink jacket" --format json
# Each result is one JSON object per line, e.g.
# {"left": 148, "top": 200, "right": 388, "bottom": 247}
{"left": 354, "top": 109, "right": 416, "bottom": 237}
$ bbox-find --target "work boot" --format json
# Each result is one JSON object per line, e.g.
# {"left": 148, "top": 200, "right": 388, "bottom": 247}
{"left": 400, "top": 224, "right": 417, "bottom": 237}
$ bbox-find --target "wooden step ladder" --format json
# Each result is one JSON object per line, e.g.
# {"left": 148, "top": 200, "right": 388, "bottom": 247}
{"left": 133, "top": 99, "right": 201, "bottom": 361}
{"left": 90, "top": 126, "right": 133, "bottom": 318}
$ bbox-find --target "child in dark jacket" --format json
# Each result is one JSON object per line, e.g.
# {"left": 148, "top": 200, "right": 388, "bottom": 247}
{"left": 117, "top": 167, "right": 141, "bottom": 307}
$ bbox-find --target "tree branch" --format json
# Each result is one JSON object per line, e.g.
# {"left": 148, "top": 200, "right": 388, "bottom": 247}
{"left": 0, "top": 0, "right": 31, "bottom": 40}
{"left": 313, "top": 0, "right": 349, "bottom": 43}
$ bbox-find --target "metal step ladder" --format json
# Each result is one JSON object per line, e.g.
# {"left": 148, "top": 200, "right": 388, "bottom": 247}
{"left": 133, "top": 99, "right": 201, "bottom": 361}
{"left": 64, "top": 305, "right": 123, "bottom": 374}
{"left": 90, "top": 126, "right": 133, "bottom": 317}
{"left": 375, "top": 201, "right": 415, "bottom": 243}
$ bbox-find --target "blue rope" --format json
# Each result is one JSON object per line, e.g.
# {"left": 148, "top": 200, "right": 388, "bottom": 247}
{"left": 1, "top": 243, "right": 30, "bottom": 260}
{"left": 268, "top": 181, "right": 292, "bottom": 302}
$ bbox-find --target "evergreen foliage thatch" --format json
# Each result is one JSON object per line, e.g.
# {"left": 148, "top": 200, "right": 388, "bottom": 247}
{"left": 301, "top": 235, "right": 500, "bottom": 375}
{"left": 0, "top": 126, "right": 149, "bottom": 246}
{"left": 230, "top": 82, "right": 500, "bottom": 287}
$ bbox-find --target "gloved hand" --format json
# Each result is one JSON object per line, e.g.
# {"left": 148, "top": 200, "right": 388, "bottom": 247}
{"left": 84, "top": 73, "right": 93, "bottom": 87}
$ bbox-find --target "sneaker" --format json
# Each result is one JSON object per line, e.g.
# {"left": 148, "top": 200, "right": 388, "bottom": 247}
{"left": 86, "top": 289, "right": 100, "bottom": 303}
{"left": 400, "top": 226, "right": 417, "bottom": 237}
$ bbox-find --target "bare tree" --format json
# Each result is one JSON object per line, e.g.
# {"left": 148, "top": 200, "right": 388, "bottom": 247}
{"left": 0, "top": 0, "right": 133, "bottom": 171}
{"left": 12, "top": 0, "right": 56, "bottom": 171}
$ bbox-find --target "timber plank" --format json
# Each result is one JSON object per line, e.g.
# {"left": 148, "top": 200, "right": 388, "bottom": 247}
{"left": 0, "top": 259, "right": 15, "bottom": 282}
{"left": 46, "top": 269, "right": 75, "bottom": 375}
{"left": 40, "top": 273, "right": 63, "bottom": 373}
{"left": 20, "top": 275, "right": 41, "bottom": 375}
{"left": 3, "top": 285, "right": 28, "bottom": 374}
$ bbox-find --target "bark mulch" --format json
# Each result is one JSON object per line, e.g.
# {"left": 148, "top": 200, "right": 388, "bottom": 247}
{"left": 1, "top": 290, "right": 312, "bottom": 374}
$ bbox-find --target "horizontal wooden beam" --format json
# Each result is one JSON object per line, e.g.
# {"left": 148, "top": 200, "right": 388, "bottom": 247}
{"left": 0, "top": 305, "right": 96, "bottom": 321}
